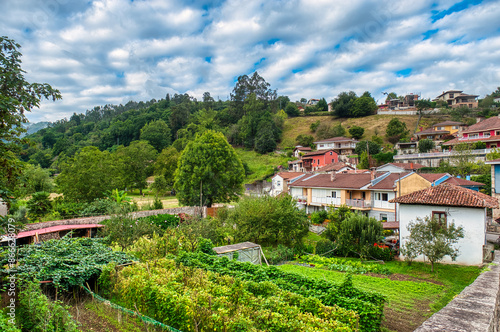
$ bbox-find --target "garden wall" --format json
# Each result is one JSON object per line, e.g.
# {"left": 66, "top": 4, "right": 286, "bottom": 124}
{"left": 415, "top": 251, "right": 500, "bottom": 332}
{"left": 24, "top": 206, "right": 205, "bottom": 231}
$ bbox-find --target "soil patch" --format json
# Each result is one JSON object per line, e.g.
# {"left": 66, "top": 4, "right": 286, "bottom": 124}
{"left": 382, "top": 299, "right": 434, "bottom": 332}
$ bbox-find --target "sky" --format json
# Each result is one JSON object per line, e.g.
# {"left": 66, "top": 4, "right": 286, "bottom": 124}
{"left": 1, "top": 0, "right": 500, "bottom": 123}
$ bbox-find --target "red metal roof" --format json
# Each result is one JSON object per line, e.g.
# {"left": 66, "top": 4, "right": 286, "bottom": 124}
{"left": 15, "top": 224, "right": 104, "bottom": 239}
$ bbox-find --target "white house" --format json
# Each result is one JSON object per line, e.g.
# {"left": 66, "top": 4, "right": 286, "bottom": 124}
{"left": 270, "top": 172, "right": 305, "bottom": 197}
{"left": 391, "top": 183, "right": 498, "bottom": 265}
{"left": 376, "top": 162, "right": 425, "bottom": 173}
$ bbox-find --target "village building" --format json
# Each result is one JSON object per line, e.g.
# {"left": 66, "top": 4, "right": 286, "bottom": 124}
{"left": 270, "top": 172, "right": 305, "bottom": 197}
{"left": 314, "top": 137, "right": 358, "bottom": 156}
{"left": 391, "top": 183, "right": 498, "bottom": 265}
{"left": 433, "top": 90, "right": 479, "bottom": 108}
{"left": 443, "top": 116, "right": 500, "bottom": 149}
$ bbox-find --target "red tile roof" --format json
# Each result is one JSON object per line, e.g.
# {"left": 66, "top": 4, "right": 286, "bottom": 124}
{"left": 370, "top": 172, "right": 411, "bottom": 190}
{"left": 294, "top": 146, "right": 312, "bottom": 151}
{"left": 415, "top": 128, "right": 450, "bottom": 135}
{"left": 419, "top": 173, "right": 448, "bottom": 183}
{"left": 433, "top": 121, "right": 464, "bottom": 127}
{"left": 302, "top": 149, "right": 336, "bottom": 158}
{"left": 462, "top": 116, "right": 500, "bottom": 134}
{"left": 274, "top": 172, "right": 305, "bottom": 180}
{"left": 315, "top": 162, "right": 352, "bottom": 172}
{"left": 388, "top": 162, "right": 425, "bottom": 170}
{"left": 389, "top": 183, "right": 498, "bottom": 208}
{"left": 443, "top": 177, "right": 485, "bottom": 186}
{"left": 291, "top": 173, "right": 372, "bottom": 189}
{"left": 314, "top": 136, "right": 358, "bottom": 143}
{"left": 442, "top": 135, "right": 500, "bottom": 146}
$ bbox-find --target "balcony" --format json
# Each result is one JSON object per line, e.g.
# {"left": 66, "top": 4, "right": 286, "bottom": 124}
{"left": 373, "top": 201, "right": 395, "bottom": 209}
{"left": 311, "top": 197, "right": 341, "bottom": 206}
{"left": 295, "top": 195, "right": 307, "bottom": 204}
{"left": 345, "top": 199, "right": 371, "bottom": 209}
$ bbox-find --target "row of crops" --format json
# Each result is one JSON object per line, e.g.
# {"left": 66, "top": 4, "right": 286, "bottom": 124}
{"left": 108, "top": 252, "right": 386, "bottom": 332}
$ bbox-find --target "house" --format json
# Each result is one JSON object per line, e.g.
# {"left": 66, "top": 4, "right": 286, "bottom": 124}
{"left": 485, "top": 158, "right": 500, "bottom": 219}
{"left": 433, "top": 90, "right": 479, "bottom": 108}
{"left": 386, "top": 93, "right": 420, "bottom": 110}
{"left": 293, "top": 146, "right": 312, "bottom": 158}
{"left": 395, "top": 141, "right": 418, "bottom": 155}
{"left": 315, "top": 162, "right": 354, "bottom": 173}
{"left": 443, "top": 116, "right": 500, "bottom": 149}
{"left": 415, "top": 121, "right": 465, "bottom": 141}
{"left": 314, "top": 137, "right": 358, "bottom": 155}
{"left": 270, "top": 172, "right": 305, "bottom": 197}
{"left": 376, "top": 162, "right": 425, "bottom": 173}
{"left": 391, "top": 183, "right": 498, "bottom": 265}
{"left": 298, "top": 149, "right": 339, "bottom": 172}
{"left": 307, "top": 99, "right": 320, "bottom": 106}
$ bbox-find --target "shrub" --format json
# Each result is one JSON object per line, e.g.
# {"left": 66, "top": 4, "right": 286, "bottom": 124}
{"left": 315, "top": 239, "right": 336, "bottom": 257}
{"left": 27, "top": 191, "right": 51, "bottom": 221}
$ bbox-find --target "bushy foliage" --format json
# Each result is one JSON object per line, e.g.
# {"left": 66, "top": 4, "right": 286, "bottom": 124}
{"left": 0, "top": 238, "right": 133, "bottom": 290}
{"left": 335, "top": 213, "right": 384, "bottom": 258}
{"left": 26, "top": 191, "right": 52, "bottom": 221}
{"left": 18, "top": 281, "right": 78, "bottom": 332}
{"left": 348, "top": 125, "right": 365, "bottom": 139}
{"left": 355, "top": 140, "right": 381, "bottom": 155}
{"left": 418, "top": 139, "right": 435, "bottom": 153}
{"left": 385, "top": 118, "right": 409, "bottom": 144}
{"left": 298, "top": 255, "right": 390, "bottom": 274}
{"left": 315, "top": 238, "right": 336, "bottom": 257}
{"left": 295, "top": 134, "right": 315, "bottom": 148}
{"left": 100, "top": 214, "right": 163, "bottom": 250}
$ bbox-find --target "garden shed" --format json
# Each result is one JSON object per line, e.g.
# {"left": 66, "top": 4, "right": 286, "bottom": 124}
{"left": 213, "top": 242, "right": 264, "bottom": 265}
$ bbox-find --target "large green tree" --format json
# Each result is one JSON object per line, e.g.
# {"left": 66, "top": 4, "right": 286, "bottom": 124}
{"left": 140, "top": 119, "right": 171, "bottom": 152}
{"left": 115, "top": 140, "right": 157, "bottom": 194}
{"left": 174, "top": 130, "right": 245, "bottom": 207}
{"left": 331, "top": 91, "right": 357, "bottom": 118}
{"left": 0, "top": 36, "right": 61, "bottom": 203}
{"left": 351, "top": 94, "right": 377, "bottom": 117}
{"left": 385, "top": 118, "right": 409, "bottom": 144}
{"left": 56, "top": 146, "right": 118, "bottom": 202}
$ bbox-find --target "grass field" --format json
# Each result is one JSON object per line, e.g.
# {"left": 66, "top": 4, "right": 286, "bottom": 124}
{"left": 280, "top": 114, "right": 421, "bottom": 149}
{"left": 278, "top": 260, "right": 482, "bottom": 332}
{"left": 235, "top": 148, "right": 291, "bottom": 183}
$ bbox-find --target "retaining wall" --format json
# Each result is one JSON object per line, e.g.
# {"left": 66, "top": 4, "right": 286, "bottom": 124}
{"left": 24, "top": 206, "right": 204, "bottom": 231}
{"left": 415, "top": 251, "right": 500, "bottom": 332}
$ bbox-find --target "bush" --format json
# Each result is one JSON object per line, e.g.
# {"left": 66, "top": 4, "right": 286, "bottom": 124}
{"left": 310, "top": 210, "right": 328, "bottom": 224}
{"left": 315, "top": 239, "right": 336, "bottom": 257}
{"left": 26, "top": 191, "right": 51, "bottom": 221}
{"left": 265, "top": 244, "right": 295, "bottom": 264}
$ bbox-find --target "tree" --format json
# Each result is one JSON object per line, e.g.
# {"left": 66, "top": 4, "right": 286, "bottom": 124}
{"left": 285, "top": 102, "right": 300, "bottom": 117}
{"left": 226, "top": 195, "right": 309, "bottom": 246}
{"left": 334, "top": 212, "right": 383, "bottom": 257}
{"left": 295, "top": 134, "right": 315, "bottom": 148}
{"left": 416, "top": 99, "right": 432, "bottom": 113}
{"left": 140, "top": 119, "right": 172, "bottom": 152}
{"left": 317, "top": 98, "right": 328, "bottom": 112}
{"left": 115, "top": 140, "right": 157, "bottom": 194}
{"left": 154, "top": 147, "right": 180, "bottom": 187}
{"left": 17, "top": 164, "right": 54, "bottom": 198}
{"left": 26, "top": 191, "right": 52, "bottom": 221}
{"left": 331, "top": 91, "right": 357, "bottom": 118}
{"left": 174, "top": 130, "right": 245, "bottom": 207}
{"left": 56, "top": 146, "right": 118, "bottom": 202}
{"left": 401, "top": 216, "right": 464, "bottom": 272}
{"left": 355, "top": 140, "right": 381, "bottom": 155}
{"left": 0, "top": 36, "right": 61, "bottom": 204}
{"left": 418, "top": 139, "right": 435, "bottom": 153}
{"left": 385, "top": 118, "right": 409, "bottom": 144}
{"left": 255, "top": 122, "right": 277, "bottom": 154}
{"left": 310, "top": 120, "right": 320, "bottom": 132}
{"left": 351, "top": 95, "right": 377, "bottom": 117}
{"left": 348, "top": 126, "right": 365, "bottom": 139}
{"left": 451, "top": 142, "right": 475, "bottom": 176}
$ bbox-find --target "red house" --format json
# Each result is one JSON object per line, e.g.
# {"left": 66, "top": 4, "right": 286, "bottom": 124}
{"left": 301, "top": 149, "right": 338, "bottom": 172}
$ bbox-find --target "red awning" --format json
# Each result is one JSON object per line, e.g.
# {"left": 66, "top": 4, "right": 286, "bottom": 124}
{"left": 14, "top": 224, "right": 104, "bottom": 239}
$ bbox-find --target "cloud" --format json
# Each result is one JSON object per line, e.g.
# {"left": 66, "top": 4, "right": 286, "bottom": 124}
{"left": 0, "top": 0, "right": 498, "bottom": 122}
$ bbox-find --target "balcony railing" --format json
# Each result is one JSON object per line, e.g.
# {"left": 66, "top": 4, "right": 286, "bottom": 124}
{"left": 345, "top": 199, "right": 371, "bottom": 208}
{"left": 373, "top": 201, "right": 395, "bottom": 209}
{"left": 394, "top": 148, "right": 494, "bottom": 160}
{"left": 294, "top": 195, "right": 307, "bottom": 204}
{"left": 311, "top": 197, "right": 341, "bottom": 206}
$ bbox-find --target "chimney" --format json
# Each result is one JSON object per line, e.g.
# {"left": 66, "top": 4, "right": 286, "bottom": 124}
{"left": 330, "top": 172, "right": 336, "bottom": 182}
{"left": 370, "top": 170, "right": 376, "bottom": 181}
{"left": 410, "top": 162, "right": 414, "bottom": 169}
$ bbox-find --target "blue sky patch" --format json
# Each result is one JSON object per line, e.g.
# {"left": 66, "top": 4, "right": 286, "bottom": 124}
{"left": 396, "top": 68, "right": 412, "bottom": 77}
{"left": 423, "top": 29, "right": 439, "bottom": 40}
{"left": 431, "top": 0, "right": 483, "bottom": 22}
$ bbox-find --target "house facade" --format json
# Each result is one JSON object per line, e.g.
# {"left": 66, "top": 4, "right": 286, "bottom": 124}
{"left": 391, "top": 183, "right": 498, "bottom": 265}
{"left": 270, "top": 172, "right": 305, "bottom": 197}
{"left": 299, "top": 149, "right": 339, "bottom": 172}
{"left": 485, "top": 158, "right": 500, "bottom": 219}
{"left": 415, "top": 121, "right": 464, "bottom": 141}
{"left": 293, "top": 146, "right": 312, "bottom": 158}
{"left": 314, "top": 137, "right": 358, "bottom": 155}
{"left": 443, "top": 116, "right": 500, "bottom": 149}
{"left": 433, "top": 90, "right": 479, "bottom": 108}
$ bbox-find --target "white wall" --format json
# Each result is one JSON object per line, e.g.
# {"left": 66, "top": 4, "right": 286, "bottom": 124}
{"left": 271, "top": 175, "right": 284, "bottom": 196}
{"left": 399, "top": 204, "right": 486, "bottom": 265}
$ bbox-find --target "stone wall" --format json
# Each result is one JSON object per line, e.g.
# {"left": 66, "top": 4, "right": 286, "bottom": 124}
{"left": 24, "top": 206, "right": 204, "bottom": 231}
{"left": 414, "top": 251, "right": 500, "bottom": 332}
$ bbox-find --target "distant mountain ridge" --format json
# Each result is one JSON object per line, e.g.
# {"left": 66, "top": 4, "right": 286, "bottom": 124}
{"left": 21, "top": 121, "right": 51, "bottom": 137}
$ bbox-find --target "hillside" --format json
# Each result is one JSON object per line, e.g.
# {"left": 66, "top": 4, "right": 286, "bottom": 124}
{"left": 280, "top": 114, "right": 421, "bottom": 148}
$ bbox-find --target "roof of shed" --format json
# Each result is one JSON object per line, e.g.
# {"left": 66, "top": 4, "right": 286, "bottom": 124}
{"left": 213, "top": 242, "right": 261, "bottom": 254}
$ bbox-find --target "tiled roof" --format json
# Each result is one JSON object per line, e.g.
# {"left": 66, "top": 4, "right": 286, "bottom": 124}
{"left": 294, "top": 146, "right": 312, "bottom": 151}
{"left": 442, "top": 177, "right": 485, "bottom": 187}
{"left": 389, "top": 183, "right": 498, "bottom": 208}
{"left": 433, "top": 121, "right": 464, "bottom": 127}
{"left": 274, "top": 172, "right": 305, "bottom": 180}
{"left": 370, "top": 172, "right": 411, "bottom": 190}
{"left": 442, "top": 135, "right": 500, "bottom": 145}
{"left": 291, "top": 173, "right": 372, "bottom": 189}
{"left": 462, "top": 117, "right": 500, "bottom": 134}
{"left": 315, "top": 162, "right": 352, "bottom": 172}
{"left": 388, "top": 162, "right": 425, "bottom": 170}
{"left": 415, "top": 128, "right": 450, "bottom": 135}
{"left": 314, "top": 136, "right": 358, "bottom": 144}
{"left": 486, "top": 158, "right": 500, "bottom": 164}
{"left": 302, "top": 149, "right": 336, "bottom": 157}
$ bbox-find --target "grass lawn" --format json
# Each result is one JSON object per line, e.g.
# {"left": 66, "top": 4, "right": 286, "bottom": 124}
{"left": 235, "top": 148, "right": 292, "bottom": 183}
{"left": 279, "top": 259, "right": 482, "bottom": 332}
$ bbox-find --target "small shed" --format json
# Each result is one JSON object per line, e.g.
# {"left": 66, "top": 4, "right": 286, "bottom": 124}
{"left": 213, "top": 242, "right": 263, "bottom": 265}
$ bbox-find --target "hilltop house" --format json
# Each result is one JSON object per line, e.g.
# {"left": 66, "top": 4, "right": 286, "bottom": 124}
{"left": 415, "top": 121, "right": 465, "bottom": 141}
{"left": 314, "top": 137, "right": 358, "bottom": 155}
{"left": 391, "top": 183, "right": 498, "bottom": 265}
{"left": 293, "top": 146, "right": 312, "bottom": 158}
{"left": 433, "top": 90, "right": 479, "bottom": 108}
{"left": 443, "top": 116, "right": 500, "bottom": 149}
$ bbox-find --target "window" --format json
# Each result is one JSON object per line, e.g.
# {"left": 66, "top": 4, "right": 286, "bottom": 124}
{"left": 449, "top": 93, "right": 454, "bottom": 98}
{"left": 484, "top": 132, "right": 490, "bottom": 138}
{"left": 331, "top": 191, "right": 337, "bottom": 198}
{"left": 330, "top": 151, "right": 333, "bottom": 155}
{"left": 432, "top": 211, "right": 447, "bottom": 227}
{"left": 319, "top": 144, "right": 324, "bottom": 148}
{"left": 437, "top": 126, "right": 444, "bottom": 130}
{"left": 496, "top": 131, "right": 500, "bottom": 136}
{"left": 452, "top": 126, "right": 459, "bottom": 130}
{"left": 469, "top": 133, "right": 479, "bottom": 139}
{"left": 380, "top": 214, "right": 388, "bottom": 222}
{"left": 277, "top": 181, "right": 281, "bottom": 187}
{"left": 381, "top": 193, "right": 388, "bottom": 201}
